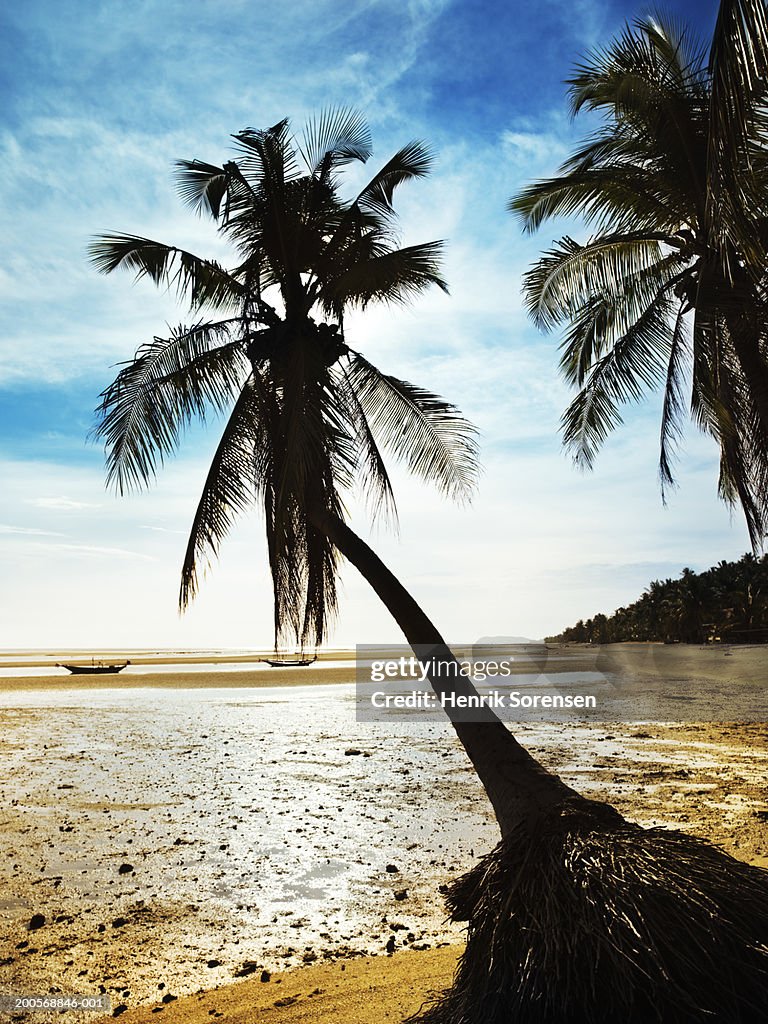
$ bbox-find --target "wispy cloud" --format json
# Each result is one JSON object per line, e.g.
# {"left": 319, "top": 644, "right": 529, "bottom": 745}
{"left": 28, "top": 496, "right": 101, "bottom": 510}
{"left": 0, "top": 523, "right": 63, "bottom": 537}
{"left": 500, "top": 127, "right": 570, "bottom": 173}
{"left": 21, "top": 541, "right": 156, "bottom": 561}
{"left": 139, "top": 525, "right": 187, "bottom": 535}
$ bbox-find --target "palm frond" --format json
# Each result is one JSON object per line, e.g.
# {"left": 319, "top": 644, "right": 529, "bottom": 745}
{"left": 707, "top": 0, "right": 768, "bottom": 266}
{"left": 179, "top": 377, "right": 261, "bottom": 609}
{"left": 254, "top": 357, "right": 349, "bottom": 648}
{"left": 689, "top": 305, "right": 722, "bottom": 436}
{"left": 298, "top": 107, "right": 372, "bottom": 176}
{"left": 522, "top": 235, "right": 676, "bottom": 332}
{"left": 88, "top": 233, "right": 242, "bottom": 310}
{"left": 322, "top": 241, "right": 448, "bottom": 313}
{"left": 345, "top": 353, "right": 480, "bottom": 501}
{"left": 513, "top": 16, "right": 708, "bottom": 237}
{"left": 94, "top": 321, "right": 246, "bottom": 494}
{"left": 561, "top": 296, "right": 674, "bottom": 468}
{"left": 708, "top": 0, "right": 768, "bottom": 169}
{"left": 557, "top": 296, "right": 616, "bottom": 389}
{"left": 174, "top": 160, "right": 230, "bottom": 219}
{"left": 306, "top": 144, "right": 436, "bottom": 305}
{"left": 659, "top": 302, "right": 691, "bottom": 496}
{"left": 712, "top": 368, "right": 767, "bottom": 547}
{"left": 509, "top": 166, "right": 691, "bottom": 235}
{"left": 559, "top": 131, "right": 654, "bottom": 176}
{"left": 299, "top": 516, "right": 340, "bottom": 647}
{"left": 556, "top": 258, "right": 693, "bottom": 391}
{"left": 333, "top": 362, "right": 399, "bottom": 526}
{"left": 354, "top": 141, "right": 434, "bottom": 220}
{"left": 640, "top": 13, "right": 706, "bottom": 86}
{"left": 568, "top": 16, "right": 707, "bottom": 117}
{"left": 233, "top": 118, "right": 300, "bottom": 186}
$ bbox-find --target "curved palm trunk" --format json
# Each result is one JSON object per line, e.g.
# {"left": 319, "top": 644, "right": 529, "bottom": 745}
{"left": 310, "top": 508, "right": 580, "bottom": 838}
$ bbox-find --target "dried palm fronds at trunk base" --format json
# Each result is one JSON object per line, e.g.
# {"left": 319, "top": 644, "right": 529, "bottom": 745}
{"left": 409, "top": 799, "right": 768, "bottom": 1024}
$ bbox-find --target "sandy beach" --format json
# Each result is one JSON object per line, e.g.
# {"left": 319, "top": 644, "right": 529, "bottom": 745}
{"left": 0, "top": 643, "right": 765, "bottom": 1023}
{"left": 89, "top": 946, "right": 463, "bottom": 1023}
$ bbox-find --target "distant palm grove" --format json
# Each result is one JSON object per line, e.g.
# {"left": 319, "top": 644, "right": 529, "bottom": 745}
{"left": 549, "top": 553, "right": 768, "bottom": 645}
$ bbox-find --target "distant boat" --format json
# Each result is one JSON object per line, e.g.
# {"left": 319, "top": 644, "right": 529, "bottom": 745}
{"left": 260, "top": 655, "right": 317, "bottom": 668}
{"left": 57, "top": 660, "right": 130, "bottom": 675}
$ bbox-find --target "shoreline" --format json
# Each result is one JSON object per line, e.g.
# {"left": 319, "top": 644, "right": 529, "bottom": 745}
{"left": 0, "top": 649, "right": 358, "bottom": 669}
{"left": 0, "top": 664, "right": 358, "bottom": 690}
{"left": 0, "top": 642, "right": 765, "bottom": 691}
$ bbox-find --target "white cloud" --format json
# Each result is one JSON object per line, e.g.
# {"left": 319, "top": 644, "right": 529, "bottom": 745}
{"left": 139, "top": 525, "right": 187, "bottom": 535}
{"left": 28, "top": 497, "right": 101, "bottom": 511}
{"left": 500, "top": 128, "right": 569, "bottom": 171}
{"left": 0, "top": 524, "right": 63, "bottom": 537}
{"left": 16, "top": 541, "right": 156, "bottom": 561}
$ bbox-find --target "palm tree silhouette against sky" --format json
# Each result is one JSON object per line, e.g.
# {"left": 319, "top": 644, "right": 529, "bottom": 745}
{"left": 90, "top": 110, "right": 575, "bottom": 840}
{"left": 91, "top": 111, "right": 465, "bottom": 647}
{"left": 511, "top": 0, "right": 768, "bottom": 549}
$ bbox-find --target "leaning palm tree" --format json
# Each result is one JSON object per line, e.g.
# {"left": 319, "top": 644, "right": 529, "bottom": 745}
{"left": 90, "top": 111, "right": 570, "bottom": 835}
{"left": 510, "top": 0, "right": 768, "bottom": 549}
{"left": 92, "top": 111, "right": 767, "bottom": 1022}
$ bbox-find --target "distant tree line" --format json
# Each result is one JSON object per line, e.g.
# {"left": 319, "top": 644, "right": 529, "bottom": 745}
{"left": 549, "top": 554, "right": 768, "bottom": 645}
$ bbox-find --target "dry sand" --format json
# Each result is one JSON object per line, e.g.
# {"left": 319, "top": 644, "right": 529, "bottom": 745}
{"left": 0, "top": 643, "right": 765, "bottom": 1024}
{"left": 90, "top": 946, "right": 461, "bottom": 1024}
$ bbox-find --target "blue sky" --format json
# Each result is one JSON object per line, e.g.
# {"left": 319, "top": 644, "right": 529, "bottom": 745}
{"left": 1, "top": 0, "right": 743, "bottom": 650}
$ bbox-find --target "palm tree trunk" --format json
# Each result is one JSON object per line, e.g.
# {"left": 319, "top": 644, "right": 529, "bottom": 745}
{"left": 310, "top": 507, "right": 580, "bottom": 838}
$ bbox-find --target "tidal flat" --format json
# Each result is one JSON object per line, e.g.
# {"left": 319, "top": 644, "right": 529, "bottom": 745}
{"left": 0, "top": 647, "right": 766, "bottom": 1020}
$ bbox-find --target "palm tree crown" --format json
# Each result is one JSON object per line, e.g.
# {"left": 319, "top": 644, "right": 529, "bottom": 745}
{"left": 90, "top": 111, "right": 479, "bottom": 649}
{"left": 509, "top": 1, "right": 768, "bottom": 547}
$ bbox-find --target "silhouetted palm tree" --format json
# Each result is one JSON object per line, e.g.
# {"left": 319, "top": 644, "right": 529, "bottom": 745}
{"left": 510, "top": 1, "right": 768, "bottom": 548}
{"left": 669, "top": 567, "right": 712, "bottom": 642}
{"left": 90, "top": 111, "right": 575, "bottom": 839}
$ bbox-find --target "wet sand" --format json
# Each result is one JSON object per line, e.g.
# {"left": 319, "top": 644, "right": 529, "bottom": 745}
{"left": 0, "top": 664, "right": 358, "bottom": 691}
{"left": 80, "top": 721, "right": 768, "bottom": 1024}
{"left": 0, "top": 644, "right": 766, "bottom": 1022}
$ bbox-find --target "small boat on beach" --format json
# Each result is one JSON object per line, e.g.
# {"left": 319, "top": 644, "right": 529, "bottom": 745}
{"left": 57, "top": 660, "right": 131, "bottom": 675}
{"left": 260, "top": 655, "right": 317, "bottom": 668}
